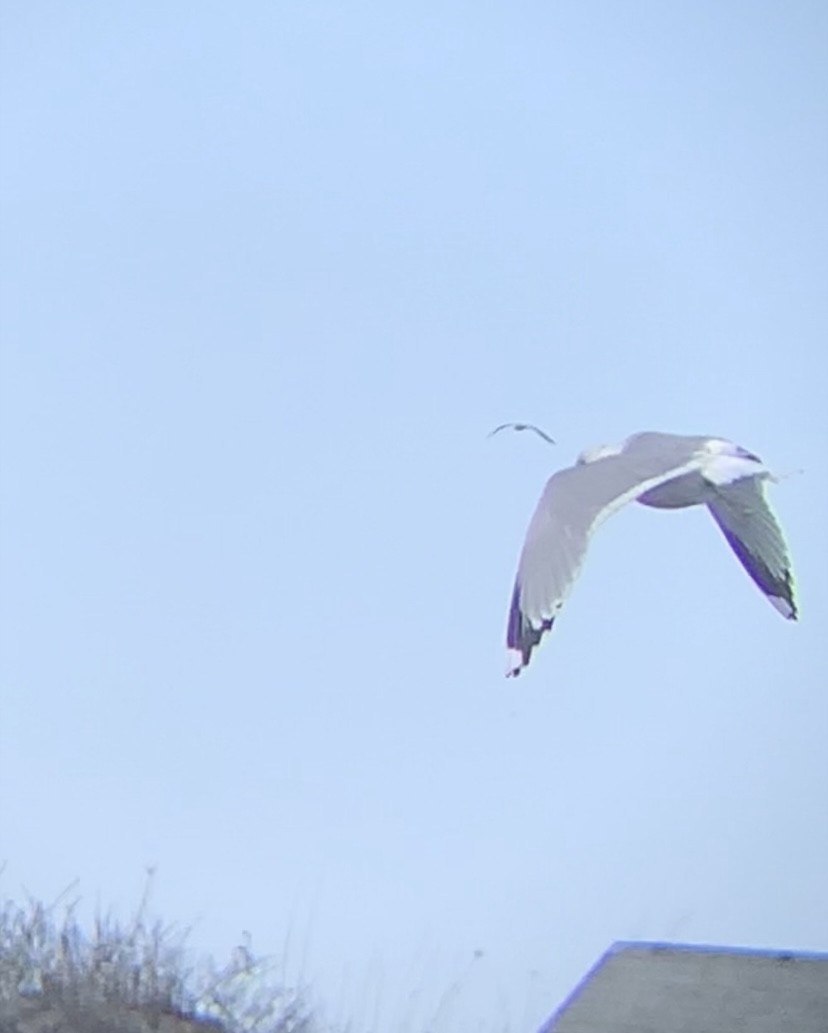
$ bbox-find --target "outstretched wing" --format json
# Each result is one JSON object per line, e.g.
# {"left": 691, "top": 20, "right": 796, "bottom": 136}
{"left": 706, "top": 477, "right": 797, "bottom": 619}
{"left": 506, "top": 437, "right": 706, "bottom": 677}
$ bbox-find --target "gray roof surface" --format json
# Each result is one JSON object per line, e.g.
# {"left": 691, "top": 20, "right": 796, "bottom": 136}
{"left": 540, "top": 941, "right": 828, "bottom": 1033}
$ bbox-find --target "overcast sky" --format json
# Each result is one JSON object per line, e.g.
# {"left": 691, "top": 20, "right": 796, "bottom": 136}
{"left": 1, "top": 3, "right": 827, "bottom": 1030}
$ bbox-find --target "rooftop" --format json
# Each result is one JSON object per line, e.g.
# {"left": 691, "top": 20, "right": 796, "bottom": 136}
{"left": 539, "top": 940, "right": 828, "bottom": 1032}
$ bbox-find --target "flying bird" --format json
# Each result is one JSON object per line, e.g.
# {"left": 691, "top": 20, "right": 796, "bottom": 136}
{"left": 489, "top": 422, "right": 557, "bottom": 445}
{"left": 505, "top": 431, "right": 797, "bottom": 677}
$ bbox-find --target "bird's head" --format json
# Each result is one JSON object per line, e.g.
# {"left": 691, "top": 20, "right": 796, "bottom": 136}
{"left": 703, "top": 438, "right": 762, "bottom": 462}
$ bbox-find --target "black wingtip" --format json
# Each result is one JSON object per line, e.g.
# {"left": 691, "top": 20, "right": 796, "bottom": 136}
{"left": 506, "top": 582, "right": 555, "bottom": 676}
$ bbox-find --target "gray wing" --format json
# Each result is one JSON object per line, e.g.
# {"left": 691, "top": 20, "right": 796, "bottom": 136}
{"left": 706, "top": 477, "right": 797, "bottom": 619}
{"left": 506, "top": 437, "right": 705, "bottom": 677}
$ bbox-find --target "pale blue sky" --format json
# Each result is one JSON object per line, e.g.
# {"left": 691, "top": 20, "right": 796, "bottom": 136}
{"left": 1, "top": 3, "right": 827, "bottom": 1030}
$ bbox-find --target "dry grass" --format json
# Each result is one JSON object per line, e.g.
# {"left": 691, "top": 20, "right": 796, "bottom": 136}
{"left": 0, "top": 876, "right": 316, "bottom": 1033}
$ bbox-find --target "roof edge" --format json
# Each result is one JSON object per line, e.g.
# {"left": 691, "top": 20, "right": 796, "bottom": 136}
{"left": 609, "top": 939, "right": 828, "bottom": 961}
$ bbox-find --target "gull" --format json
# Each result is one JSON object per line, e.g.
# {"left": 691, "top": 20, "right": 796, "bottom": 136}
{"left": 504, "top": 431, "right": 797, "bottom": 677}
{"left": 489, "top": 422, "right": 557, "bottom": 445}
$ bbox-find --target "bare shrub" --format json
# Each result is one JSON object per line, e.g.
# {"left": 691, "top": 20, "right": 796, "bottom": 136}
{"left": 0, "top": 878, "right": 316, "bottom": 1033}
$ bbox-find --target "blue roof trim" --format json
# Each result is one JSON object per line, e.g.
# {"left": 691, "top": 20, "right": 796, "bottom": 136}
{"left": 610, "top": 939, "right": 828, "bottom": 962}
{"left": 537, "top": 940, "right": 828, "bottom": 1032}
{"left": 537, "top": 945, "right": 616, "bottom": 1032}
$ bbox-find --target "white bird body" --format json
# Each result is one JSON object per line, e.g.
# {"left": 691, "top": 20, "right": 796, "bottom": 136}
{"left": 505, "top": 432, "right": 797, "bottom": 677}
{"left": 637, "top": 471, "right": 715, "bottom": 508}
